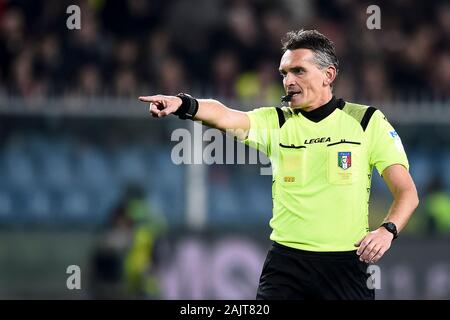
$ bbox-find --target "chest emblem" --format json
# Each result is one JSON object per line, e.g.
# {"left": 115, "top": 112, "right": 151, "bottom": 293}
{"left": 338, "top": 152, "right": 352, "bottom": 170}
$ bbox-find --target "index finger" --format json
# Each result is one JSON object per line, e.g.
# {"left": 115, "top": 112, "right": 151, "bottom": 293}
{"left": 138, "top": 95, "right": 161, "bottom": 103}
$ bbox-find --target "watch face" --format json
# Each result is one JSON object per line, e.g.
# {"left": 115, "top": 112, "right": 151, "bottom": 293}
{"left": 384, "top": 222, "right": 397, "bottom": 238}
{"left": 386, "top": 222, "right": 396, "bottom": 231}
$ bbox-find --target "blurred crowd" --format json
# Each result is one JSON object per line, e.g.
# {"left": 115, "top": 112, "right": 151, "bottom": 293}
{"left": 0, "top": 0, "right": 449, "bottom": 107}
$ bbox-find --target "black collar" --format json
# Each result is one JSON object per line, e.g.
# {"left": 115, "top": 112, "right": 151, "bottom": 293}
{"left": 293, "top": 96, "right": 345, "bottom": 122}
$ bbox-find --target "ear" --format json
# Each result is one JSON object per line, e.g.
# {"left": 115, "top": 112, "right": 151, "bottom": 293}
{"left": 323, "top": 66, "right": 337, "bottom": 87}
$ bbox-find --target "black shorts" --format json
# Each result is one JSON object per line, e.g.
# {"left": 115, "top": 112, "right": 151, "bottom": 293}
{"left": 256, "top": 241, "right": 375, "bottom": 300}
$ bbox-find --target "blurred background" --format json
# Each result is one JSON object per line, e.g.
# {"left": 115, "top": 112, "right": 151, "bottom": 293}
{"left": 0, "top": 0, "right": 449, "bottom": 299}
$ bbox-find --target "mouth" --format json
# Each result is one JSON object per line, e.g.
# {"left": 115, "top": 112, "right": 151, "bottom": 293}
{"left": 287, "top": 89, "right": 302, "bottom": 96}
{"left": 288, "top": 91, "right": 302, "bottom": 99}
{"left": 281, "top": 90, "right": 302, "bottom": 102}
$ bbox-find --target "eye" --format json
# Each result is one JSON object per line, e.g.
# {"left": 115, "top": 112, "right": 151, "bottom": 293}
{"left": 292, "top": 68, "right": 304, "bottom": 75}
{"left": 279, "top": 71, "right": 287, "bottom": 78}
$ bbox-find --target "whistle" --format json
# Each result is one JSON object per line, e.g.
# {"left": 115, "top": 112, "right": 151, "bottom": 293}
{"left": 281, "top": 93, "right": 293, "bottom": 102}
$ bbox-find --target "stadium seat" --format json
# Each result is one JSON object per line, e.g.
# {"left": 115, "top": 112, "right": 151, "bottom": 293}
{"left": 20, "top": 187, "right": 53, "bottom": 223}
{"left": 113, "top": 145, "right": 148, "bottom": 186}
{"left": 238, "top": 177, "right": 272, "bottom": 225}
{"left": 209, "top": 184, "right": 240, "bottom": 224}
{"left": 59, "top": 188, "right": 91, "bottom": 220}
{"left": 440, "top": 148, "right": 450, "bottom": 193}
{"left": 408, "top": 150, "right": 434, "bottom": 196}
{"left": 74, "top": 145, "right": 116, "bottom": 189}
{"left": 36, "top": 143, "right": 73, "bottom": 190}
{"left": 0, "top": 189, "right": 13, "bottom": 221}
{"left": 3, "top": 146, "right": 36, "bottom": 189}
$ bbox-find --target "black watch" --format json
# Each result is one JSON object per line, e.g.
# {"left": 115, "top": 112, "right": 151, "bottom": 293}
{"left": 381, "top": 222, "right": 398, "bottom": 240}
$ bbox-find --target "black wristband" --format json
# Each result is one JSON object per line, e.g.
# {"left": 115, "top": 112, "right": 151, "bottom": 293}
{"left": 174, "top": 93, "right": 199, "bottom": 120}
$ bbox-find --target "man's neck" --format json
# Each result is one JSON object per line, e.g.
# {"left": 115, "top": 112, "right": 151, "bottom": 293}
{"left": 293, "top": 95, "right": 342, "bottom": 123}
{"left": 296, "top": 92, "right": 333, "bottom": 112}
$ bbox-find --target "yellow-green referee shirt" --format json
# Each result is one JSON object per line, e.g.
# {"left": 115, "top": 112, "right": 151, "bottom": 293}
{"left": 244, "top": 97, "right": 409, "bottom": 252}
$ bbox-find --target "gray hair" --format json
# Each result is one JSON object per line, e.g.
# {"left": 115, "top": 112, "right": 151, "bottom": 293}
{"left": 281, "top": 29, "right": 339, "bottom": 76}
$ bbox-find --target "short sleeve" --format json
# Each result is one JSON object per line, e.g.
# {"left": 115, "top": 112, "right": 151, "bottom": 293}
{"left": 367, "top": 110, "right": 409, "bottom": 176}
{"left": 243, "top": 107, "right": 278, "bottom": 156}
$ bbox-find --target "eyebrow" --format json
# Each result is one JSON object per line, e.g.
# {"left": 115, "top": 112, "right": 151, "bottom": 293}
{"left": 278, "top": 66, "right": 307, "bottom": 74}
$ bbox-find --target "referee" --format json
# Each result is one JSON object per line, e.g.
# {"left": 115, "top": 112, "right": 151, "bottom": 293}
{"left": 139, "top": 29, "right": 419, "bottom": 300}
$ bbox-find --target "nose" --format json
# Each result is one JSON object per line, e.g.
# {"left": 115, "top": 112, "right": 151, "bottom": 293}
{"left": 284, "top": 72, "right": 296, "bottom": 87}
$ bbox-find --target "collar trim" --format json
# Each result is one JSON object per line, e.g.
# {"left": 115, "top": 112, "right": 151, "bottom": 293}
{"left": 293, "top": 96, "right": 345, "bottom": 122}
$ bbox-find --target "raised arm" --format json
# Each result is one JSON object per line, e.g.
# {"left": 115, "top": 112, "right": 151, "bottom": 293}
{"left": 138, "top": 95, "right": 250, "bottom": 140}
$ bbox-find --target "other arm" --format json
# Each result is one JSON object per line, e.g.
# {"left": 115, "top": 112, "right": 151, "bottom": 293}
{"left": 355, "top": 164, "right": 419, "bottom": 263}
